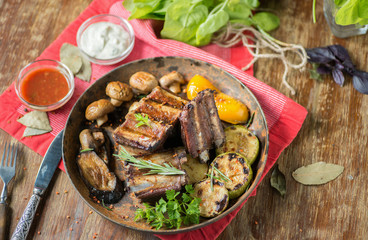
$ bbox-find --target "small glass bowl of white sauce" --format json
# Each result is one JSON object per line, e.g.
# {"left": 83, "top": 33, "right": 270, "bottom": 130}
{"left": 77, "top": 14, "right": 135, "bottom": 65}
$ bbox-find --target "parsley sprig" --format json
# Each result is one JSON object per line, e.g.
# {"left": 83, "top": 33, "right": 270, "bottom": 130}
{"left": 134, "top": 185, "right": 201, "bottom": 229}
{"left": 134, "top": 113, "right": 152, "bottom": 128}
{"left": 114, "top": 147, "right": 185, "bottom": 176}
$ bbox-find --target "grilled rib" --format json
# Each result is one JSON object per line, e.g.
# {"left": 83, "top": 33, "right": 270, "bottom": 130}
{"left": 179, "top": 89, "right": 225, "bottom": 163}
{"left": 113, "top": 86, "right": 188, "bottom": 152}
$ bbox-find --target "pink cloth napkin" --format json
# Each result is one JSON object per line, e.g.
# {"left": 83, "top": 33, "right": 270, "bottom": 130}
{"left": 0, "top": 0, "right": 307, "bottom": 239}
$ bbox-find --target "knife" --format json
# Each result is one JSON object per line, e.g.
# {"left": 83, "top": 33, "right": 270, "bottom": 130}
{"left": 11, "top": 130, "right": 64, "bottom": 240}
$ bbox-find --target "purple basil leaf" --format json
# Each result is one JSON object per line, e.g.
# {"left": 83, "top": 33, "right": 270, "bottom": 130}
{"left": 332, "top": 69, "right": 345, "bottom": 86}
{"left": 352, "top": 70, "right": 368, "bottom": 94}
{"left": 306, "top": 47, "right": 337, "bottom": 64}
{"left": 335, "top": 62, "right": 344, "bottom": 70}
{"left": 317, "top": 64, "right": 332, "bottom": 74}
{"left": 327, "top": 45, "right": 355, "bottom": 71}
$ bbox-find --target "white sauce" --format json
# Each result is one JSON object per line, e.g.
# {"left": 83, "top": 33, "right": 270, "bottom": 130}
{"left": 80, "top": 22, "right": 129, "bottom": 60}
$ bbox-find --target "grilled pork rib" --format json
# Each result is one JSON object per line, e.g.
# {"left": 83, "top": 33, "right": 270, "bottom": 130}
{"left": 123, "top": 148, "right": 188, "bottom": 200}
{"left": 179, "top": 89, "right": 225, "bottom": 163}
{"left": 113, "top": 87, "right": 188, "bottom": 152}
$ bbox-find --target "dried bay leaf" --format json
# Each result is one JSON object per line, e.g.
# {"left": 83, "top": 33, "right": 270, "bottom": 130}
{"left": 270, "top": 165, "right": 286, "bottom": 197}
{"left": 23, "top": 127, "right": 50, "bottom": 137}
{"left": 60, "top": 43, "right": 91, "bottom": 82}
{"left": 17, "top": 111, "right": 52, "bottom": 131}
{"left": 292, "top": 162, "right": 344, "bottom": 185}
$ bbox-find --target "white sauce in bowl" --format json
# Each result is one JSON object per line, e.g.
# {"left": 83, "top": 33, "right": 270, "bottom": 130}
{"left": 80, "top": 22, "right": 129, "bottom": 60}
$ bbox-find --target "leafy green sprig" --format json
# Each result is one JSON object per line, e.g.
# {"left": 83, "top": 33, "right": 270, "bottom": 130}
{"left": 134, "top": 113, "right": 152, "bottom": 128}
{"left": 114, "top": 147, "right": 185, "bottom": 176}
{"left": 134, "top": 185, "right": 202, "bottom": 230}
{"left": 207, "top": 165, "right": 232, "bottom": 191}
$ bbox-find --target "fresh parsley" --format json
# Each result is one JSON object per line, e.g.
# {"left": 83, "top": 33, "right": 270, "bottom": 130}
{"left": 114, "top": 146, "right": 186, "bottom": 176}
{"left": 134, "top": 185, "right": 201, "bottom": 230}
{"left": 134, "top": 113, "right": 152, "bottom": 128}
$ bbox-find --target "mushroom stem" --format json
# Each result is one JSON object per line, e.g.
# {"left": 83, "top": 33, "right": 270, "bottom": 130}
{"left": 96, "top": 115, "right": 108, "bottom": 127}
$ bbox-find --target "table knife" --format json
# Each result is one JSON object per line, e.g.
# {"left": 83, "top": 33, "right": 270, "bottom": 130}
{"left": 11, "top": 130, "right": 63, "bottom": 240}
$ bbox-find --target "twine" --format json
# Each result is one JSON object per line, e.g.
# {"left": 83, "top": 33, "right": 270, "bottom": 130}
{"left": 212, "top": 23, "right": 308, "bottom": 95}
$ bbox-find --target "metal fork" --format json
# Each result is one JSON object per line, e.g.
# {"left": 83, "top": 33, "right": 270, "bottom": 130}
{"left": 0, "top": 142, "right": 18, "bottom": 239}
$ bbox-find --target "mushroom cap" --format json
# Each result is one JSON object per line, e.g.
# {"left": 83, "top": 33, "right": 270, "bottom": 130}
{"left": 85, "top": 99, "right": 115, "bottom": 121}
{"left": 129, "top": 71, "right": 158, "bottom": 94}
{"left": 159, "top": 71, "right": 185, "bottom": 87}
{"left": 106, "top": 81, "right": 133, "bottom": 102}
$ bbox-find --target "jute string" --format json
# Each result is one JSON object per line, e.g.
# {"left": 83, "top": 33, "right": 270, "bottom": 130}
{"left": 213, "top": 23, "right": 308, "bottom": 95}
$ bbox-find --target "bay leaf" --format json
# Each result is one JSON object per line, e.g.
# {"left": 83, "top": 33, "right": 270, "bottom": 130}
{"left": 270, "top": 165, "right": 286, "bottom": 197}
{"left": 292, "top": 162, "right": 344, "bottom": 185}
{"left": 60, "top": 43, "right": 91, "bottom": 82}
{"left": 17, "top": 111, "right": 52, "bottom": 131}
{"left": 22, "top": 127, "right": 51, "bottom": 137}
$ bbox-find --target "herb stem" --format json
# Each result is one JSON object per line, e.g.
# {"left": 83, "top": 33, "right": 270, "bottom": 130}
{"left": 312, "top": 0, "right": 317, "bottom": 23}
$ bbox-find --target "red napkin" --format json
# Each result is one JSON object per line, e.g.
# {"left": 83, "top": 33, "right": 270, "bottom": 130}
{"left": 0, "top": 0, "right": 307, "bottom": 239}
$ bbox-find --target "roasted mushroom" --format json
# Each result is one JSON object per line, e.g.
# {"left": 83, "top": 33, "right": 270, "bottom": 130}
{"left": 106, "top": 81, "right": 133, "bottom": 107}
{"left": 85, "top": 99, "right": 114, "bottom": 127}
{"left": 77, "top": 129, "right": 124, "bottom": 204}
{"left": 159, "top": 71, "right": 185, "bottom": 94}
{"left": 79, "top": 128, "right": 110, "bottom": 164}
{"left": 129, "top": 71, "right": 158, "bottom": 94}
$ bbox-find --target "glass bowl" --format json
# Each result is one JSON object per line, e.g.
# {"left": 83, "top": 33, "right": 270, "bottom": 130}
{"left": 15, "top": 59, "right": 75, "bottom": 111}
{"left": 76, "top": 14, "right": 135, "bottom": 65}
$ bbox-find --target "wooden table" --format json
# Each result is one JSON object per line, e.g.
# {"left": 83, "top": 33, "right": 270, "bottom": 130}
{"left": 1, "top": 0, "right": 367, "bottom": 239}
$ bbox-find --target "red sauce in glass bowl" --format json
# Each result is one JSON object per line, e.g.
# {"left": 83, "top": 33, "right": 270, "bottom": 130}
{"left": 20, "top": 67, "right": 69, "bottom": 106}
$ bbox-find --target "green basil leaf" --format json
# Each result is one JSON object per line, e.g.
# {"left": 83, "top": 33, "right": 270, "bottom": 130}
{"left": 335, "top": 0, "right": 361, "bottom": 25}
{"left": 196, "top": 9, "right": 229, "bottom": 45}
{"left": 333, "top": 0, "right": 348, "bottom": 7}
{"left": 358, "top": 0, "right": 368, "bottom": 19}
{"left": 225, "top": 3, "right": 251, "bottom": 20}
{"left": 252, "top": 12, "right": 280, "bottom": 32}
{"left": 161, "top": 1, "right": 208, "bottom": 46}
{"left": 123, "top": 0, "right": 162, "bottom": 20}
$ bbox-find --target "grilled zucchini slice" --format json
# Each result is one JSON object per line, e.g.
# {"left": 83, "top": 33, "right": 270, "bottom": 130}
{"left": 216, "top": 125, "right": 260, "bottom": 165}
{"left": 181, "top": 155, "right": 209, "bottom": 185}
{"left": 193, "top": 179, "right": 229, "bottom": 218}
{"left": 210, "top": 152, "right": 253, "bottom": 199}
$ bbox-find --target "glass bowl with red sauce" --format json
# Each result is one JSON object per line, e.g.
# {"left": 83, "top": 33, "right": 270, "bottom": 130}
{"left": 15, "top": 59, "right": 75, "bottom": 111}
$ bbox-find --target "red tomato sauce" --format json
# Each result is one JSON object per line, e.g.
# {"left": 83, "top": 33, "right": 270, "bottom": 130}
{"left": 20, "top": 67, "right": 69, "bottom": 105}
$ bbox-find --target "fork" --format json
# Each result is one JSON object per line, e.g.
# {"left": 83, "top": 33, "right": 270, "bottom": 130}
{"left": 0, "top": 142, "right": 18, "bottom": 240}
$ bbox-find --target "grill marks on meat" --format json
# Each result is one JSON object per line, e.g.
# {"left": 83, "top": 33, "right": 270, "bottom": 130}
{"left": 124, "top": 148, "right": 188, "bottom": 200}
{"left": 179, "top": 89, "right": 225, "bottom": 163}
{"left": 113, "top": 87, "right": 188, "bottom": 152}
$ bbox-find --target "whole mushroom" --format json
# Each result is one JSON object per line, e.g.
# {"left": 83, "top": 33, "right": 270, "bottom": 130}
{"left": 129, "top": 71, "right": 158, "bottom": 94}
{"left": 85, "top": 99, "right": 114, "bottom": 127}
{"left": 106, "top": 81, "right": 133, "bottom": 107}
{"left": 159, "top": 71, "right": 185, "bottom": 94}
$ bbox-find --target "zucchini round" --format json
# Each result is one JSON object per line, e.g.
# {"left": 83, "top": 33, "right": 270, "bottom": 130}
{"left": 181, "top": 155, "right": 209, "bottom": 185}
{"left": 210, "top": 152, "right": 253, "bottom": 199}
{"left": 216, "top": 125, "right": 260, "bottom": 165}
{"left": 193, "top": 179, "right": 229, "bottom": 218}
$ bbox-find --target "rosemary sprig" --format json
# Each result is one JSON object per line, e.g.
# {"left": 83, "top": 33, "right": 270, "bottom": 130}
{"left": 134, "top": 113, "right": 152, "bottom": 128}
{"left": 245, "top": 112, "right": 255, "bottom": 128}
{"left": 102, "top": 199, "right": 113, "bottom": 211}
{"left": 114, "top": 147, "right": 185, "bottom": 176}
{"left": 80, "top": 148, "right": 93, "bottom": 153}
{"left": 208, "top": 165, "right": 232, "bottom": 192}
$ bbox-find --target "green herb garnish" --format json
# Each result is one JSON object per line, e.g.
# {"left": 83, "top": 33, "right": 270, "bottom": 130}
{"left": 134, "top": 113, "right": 152, "bottom": 128}
{"left": 245, "top": 112, "right": 255, "bottom": 128}
{"left": 134, "top": 185, "right": 201, "bottom": 229}
{"left": 102, "top": 199, "right": 113, "bottom": 211}
{"left": 208, "top": 165, "right": 231, "bottom": 192}
{"left": 80, "top": 148, "right": 93, "bottom": 153}
{"left": 114, "top": 146, "right": 185, "bottom": 176}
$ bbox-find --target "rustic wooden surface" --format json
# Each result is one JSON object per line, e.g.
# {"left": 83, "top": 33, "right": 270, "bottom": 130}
{"left": 0, "top": 0, "right": 367, "bottom": 239}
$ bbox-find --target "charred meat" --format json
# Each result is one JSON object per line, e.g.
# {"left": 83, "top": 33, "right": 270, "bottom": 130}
{"left": 114, "top": 86, "right": 188, "bottom": 152}
{"left": 77, "top": 129, "right": 124, "bottom": 204}
{"left": 179, "top": 89, "right": 225, "bottom": 163}
{"left": 123, "top": 148, "right": 188, "bottom": 201}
